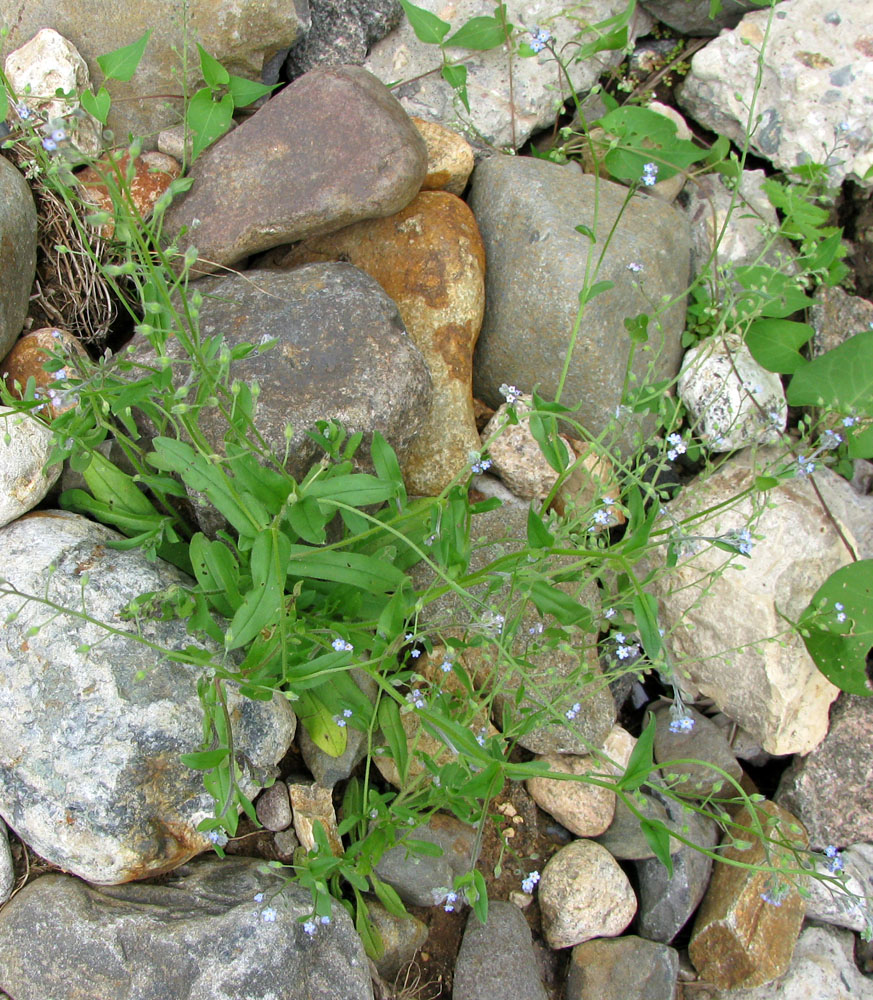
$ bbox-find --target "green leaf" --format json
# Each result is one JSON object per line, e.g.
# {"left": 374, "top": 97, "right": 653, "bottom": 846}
{"left": 97, "top": 30, "right": 152, "bottom": 82}
{"left": 179, "top": 748, "right": 229, "bottom": 769}
{"left": 197, "top": 43, "right": 230, "bottom": 89}
{"left": 0, "top": 86, "right": 7, "bottom": 124}
{"left": 370, "top": 876, "right": 407, "bottom": 918}
{"left": 575, "top": 26, "right": 627, "bottom": 61}
{"left": 378, "top": 698, "right": 409, "bottom": 786}
{"left": 624, "top": 313, "right": 649, "bottom": 344}
{"left": 404, "top": 838, "right": 445, "bottom": 858}
{"left": 787, "top": 331, "right": 873, "bottom": 414}
{"left": 579, "top": 280, "right": 614, "bottom": 306}
{"left": 529, "top": 581, "right": 592, "bottom": 630}
{"left": 633, "top": 591, "right": 662, "bottom": 662}
{"left": 640, "top": 818, "right": 674, "bottom": 877}
{"left": 526, "top": 506, "right": 554, "bottom": 549}
{"left": 445, "top": 16, "right": 506, "bottom": 50}
{"left": 190, "top": 533, "right": 241, "bottom": 617}
{"left": 441, "top": 63, "right": 469, "bottom": 112}
{"left": 529, "top": 411, "right": 569, "bottom": 474}
{"left": 226, "top": 530, "right": 290, "bottom": 649}
{"left": 287, "top": 496, "right": 328, "bottom": 545}
{"left": 285, "top": 547, "right": 406, "bottom": 593}
{"left": 370, "top": 431, "right": 406, "bottom": 503}
{"left": 305, "top": 474, "right": 396, "bottom": 507}
{"left": 227, "top": 74, "right": 275, "bottom": 108}
{"left": 295, "top": 689, "right": 348, "bottom": 756}
{"left": 617, "top": 714, "right": 656, "bottom": 791}
{"left": 355, "top": 895, "right": 385, "bottom": 961}
{"left": 80, "top": 86, "right": 111, "bottom": 124}
{"left": 799, "top": 559, "right": 873, "bottom": 696}
{"left": 745, "top": 319, "right": 813, "bottom": 374}
{"left": 399, "top": 0, "right": 451, "bottom": 44}
{"left": 471, "top": 869, "right": 489, "bottom": 923}
{"left": 186, "top": 88, "right": 234, "bottom": 159}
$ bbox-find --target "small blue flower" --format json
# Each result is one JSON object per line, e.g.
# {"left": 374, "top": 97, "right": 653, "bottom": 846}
{"left": 440, "top": 659, "right": 453, "bottom": 673}
{"left": 820, "top": 429, "right": 843, "bottom": 451}
{"left": 669, "top": 715, "right": 695, "bottom": 734}
{"left": 332, "top": 637, "right": 353, "bottom": 652}
{"left": 410, "top": 648, "right": 421, "bottom": 659}
{"left": 760, "top": 890, "right": 783, "bottom": 906}
{"left": 521, "top": 870, "right": 540, "bottom": 894}
{"left": 614, "top": 633, "right": 626, "bottom": 644}
{"left": 334, "top": 715, "right": 347, "bottom": 728}
{"left": 261, "top": 907, "right": 277, "bottom": 923}
{"left": 626, "top": 262, "right": 643, "bottom": 273}
{"left": 565, "top": 702, "right": 581, "bottom": 721}
{"left": 592, "top": 508, "right": 611, "bottom": 525}
{"left": 499, "top": 383, "right": 522, "bottom": 404}
{"left": 207, "top": 830, "right": 228, "bottom": 846}
{"left": 604, "top": 607, "right": 616, "bottom": 619}
{"left": 50, "top": 128, "right": 66, "bottom": 143}
{"left": 254, "top": 892, "right": 264, "bottom": 903}
{"left": 405, "top": 633, "right": 415, "bottom": 642}
{"left": 641, "top": 162, "right": 658, "bottom": 186}
{"left": 471, "top": 457, "right": 492, "bottom": 474}
{"left": 843, "top": 416, "right": 857, "bottom": 427}
{"left": 444, "top": 890, "right": 459, "bottom": 912}
{"left": 41, "top": 136, "right": 58, "bottom": 152}
{"left": 797, "top": 455, "right": 815, "bottom": 476}
{"left": 303, "top": 919, "right": 317, "bottom": 935}
{"left": 406, "top": 689, "right": 426, "bottom": 710}
{"left": 529, "top": 27, "right": 551, "bottom": 53}
{"left": 319, "top": 914, "right": 331, "bottom": 925}
{"left": 343, "top": 708, "right": 353, "bottom": 718}
{"left": 824, "top": 845, "right": 844, "bottom": 873}
{"left": 14, "top": 104, "right": 31, "bottom": 120}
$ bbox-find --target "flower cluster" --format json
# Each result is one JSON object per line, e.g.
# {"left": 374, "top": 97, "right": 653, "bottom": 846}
{"left": 565, "top": 702, "right": 582, "bottom": 721}
{"left": 443, "top": 890, "right": 459, "bottom": 913}
{"left": 666, "top": 433, "right": 686, "bottom": 462}
{"left": 824, "top": 845, "right": 844, "bottom": 874}
{"left": 797, "top": 455, "right": 816, "bottom": 476}
{"left": 668, "top": 713, "right": 695, "bottom": 734}
{"left": 331, "top": 637, "right": 353, "bottom": 652}
{"left": 529, "top": 27, "right": 552, "bottom": 53}
{"left": 334, "top": 708, "right": 353, "bottom": 728}
{"left": 641, "top": 162, "right": 659, "bottom": 186}
{"left": 834, "top": 602, "right": 846, "bottom": 624}
{"left": 613, "top": 633, "right": 640, "bottom": 660}
{"left": 206, "top": 830, "right": 228, "bottom": 847}
{"left": 470, "top": 456, "right": 492, "bottom": 474}
{"left": 406, "top": 688, "right": 426, "bottom": 710}
{"left": 499, "top": 383, "right": 522, "bottom": 405}
{"left": 302, "top": 914, "right": 331, "bottom": 935}
{"left": 521, "top": 870, "right": 540, "bottom": 894}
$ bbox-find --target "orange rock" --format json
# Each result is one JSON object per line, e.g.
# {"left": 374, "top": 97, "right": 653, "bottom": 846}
{"left": 1, "top": 327, "right": 87, "bottom": 417}
{"left": 411, "top": 117, "right": 475, "bottom": 196}
{"left": 76, "top": 151, "right": 181, "bottom": 238}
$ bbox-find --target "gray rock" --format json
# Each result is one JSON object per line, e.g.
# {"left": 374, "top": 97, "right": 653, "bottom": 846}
{"left": 0, "top": 817, "right": 13, "bottom": 905}
{"left": 810, "top": 285, "right": 873, "bottom": 358}
{"left": 566, "top": 935, "right": 679, "bottom": 1000}
{"left": 286, "top": 0, "right": 402, "bottom": 76}
{"left": 677, "top": 0, "right": 873, "bottom": 187}
{"left": 453, "top": 901, "right": 548, "bottom": 1000}
{"left": 641, "top": 0, "right": 752, "bottom": 35}
{"left": 776, "top": 694, "right": 873, "bottom": 850}
{"left": 375, "top": 812, "right": 476, "bottom": 907}
{"left": 594, "top": 790, "right": 681, "bottom": 860}
{"left": 127, "top": 264, "right": 432, "bottom": 507}
{"left": 299, "top": 669, "right": 377, "bottom": 787}
{"left": 367, "top": 899, "right": 428, "bottom": 980}
{"left": 255, "top": 780, "right": 292, "bottom": 832}
{"left": 164, "top": 65, "right": 427, "bottom": 276}
{"left": 0, "top": 857, "right": 374, "bottom": 1000}
{"left": 0, "top": 0, "right": 309, "bottom": 150}
{"left": 366, "top": 1, "right": 649, "bottom": 153}
{"left": 652, "top": 704, "right": 744, "bottom": 798}
{"left": 0, "top": 408, "right": 62, "bottom": 528}
{"left": 0, "top": 511, "right": 296, "bottom": 884}
{"left": 468, "top": 157, "right": 689, "bottom": 456}
{"left": 804, "top": 844, "right": 871, "bottom": 932}
{"left": 0, "top": 157, "right": 36, "bottom": 359}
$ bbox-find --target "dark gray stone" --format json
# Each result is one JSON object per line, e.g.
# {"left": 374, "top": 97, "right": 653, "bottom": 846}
{"left": 0, "top": 857, "right": 374, "bottom": 1000}
{"left": 453, "top": 901, "right": 548, "bottom": 1000}
{"left": 0, "top": 157, "right": 37, "bottom": 359}
{"left": 0, "top": 511, "right": 296, "bottom": 884}
{"left": 566, "top": 935, "right": 679, "bottom": 1000}
{"left": 641, "top": 0, "right": 753, "bottom": 35}
{"left": 286, "top": 0, "right": 402, "bottom": 77}
{"left": 652, "top": 705, "right": 743, "bottom": 798}
{"left": 299, "top": 669, "right": 376, "bottom": 787}
{"left": 469, "top": 157, "right": 689, "bottom": 457}
{"left": 594, "top": 790, "right": 682, "bottom": 860}
{"left": 164, "top": 64, "right": 427, "bottom": 276}
{"left": 255, "top": 780, "right": 292, "bottom": 831}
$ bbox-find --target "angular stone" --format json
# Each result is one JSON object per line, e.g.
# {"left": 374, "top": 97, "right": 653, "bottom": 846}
{"left": 255, "top": 781, "right": 292, "bottom": 832}
{"left": 287, "top": 783, "right": 343, "bottom": 856}
{"left": 367, "top": 899, "right": 428, "bottom": 981}
{"left": 677, "top": 0, "right": 873, "bottom": 187}
{"left": 566, "top": 935, "right": 679, "bottom": 1000}
{"left": 689, "top": 801, "right": 808, "bottom": 990}
{"left": 0, "top": 511, "right": 296, "bottom": 884}
{"left": 652, "top": 704, "right": 744, "bottom": 799}
{"left": 127, "top": 264, "right": 431, "bottom": 492}
{"left": 539, "top": 839, "right": 637, "bottom": 949}
{"left": 804, "top": 843, "right": 871, "bottom": 932}
{"left": 375, "top": 812, "right": 476, "bottom": 907}
{"left": 640, "top": 0, "right": 750, "bottom": 36}
{"left": 164, "top": 65, "right": 427, "bottom": 275}
{"left": 0, "top": 1, "right": 310, "bottom": 150}
{"left": 1, "top": 327, "right": 88, "bottom": 418}
{"left": 469, "top": 157, "right": 689, "bottom": 455}
{"left": 678, "top": 334, "right": 786, "bottom": 451}
{"left": 264, "top": 190, "right": 485, "bottom": 495}
{"left": 77, "top": 151, "right": 181, "bottom": 239}
{"left": 594, "top": 791, "right": 681, "bottom": 861}
{"left": 810, "top": 285, "right": 873, "bottom": 358}
{"left": 0, "top": 857, "right": 374, "bottom": 1000}
{"left": 0, "top": 408, "right": 61, "bottom": 528}
{"left": 775, "top": 694, "right": 873, "bottom": 849}
{"left": 414, "top": 117, "right": 475, "bottom": 196}
{"left": 0, "top": 158, "right": 37, "bottom": 359}
{"left": 285, "top": 0, "right": 402, "bottom": 77}
{"left": 453, "top": 901, "right": 548, "bottom": 1000}
{"left": 649, "top": 449, "right": 848, "bottom": 755}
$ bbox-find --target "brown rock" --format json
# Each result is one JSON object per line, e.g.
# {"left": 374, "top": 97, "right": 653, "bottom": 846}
{"left": 255, "top": 780, "right": 292, "bottom": 832}
{"left": 266, "top": 190, "right": 485, "bottom": 495}
{"left": 287, "top": 782, "right": 343, "bottom": 857}
{"left": 526, "top": 751, "right": 616, "bottom": 837}
{"left": 76, "top": 151, "right": 181, "bottom": 238}
{"left": 689, "top": 801, "right": 808, "bottom": 990}
{"left": 566, "top": 935, "right": 679, "bottom": 1000}
{"left": 412, "top": 117, "right": 475, "bottom": 196}
{"left": 164, "top": 65, "right": 428, "bottom": 276}
{"left": 1, "top": 327, "right": 87, "bottom": 417}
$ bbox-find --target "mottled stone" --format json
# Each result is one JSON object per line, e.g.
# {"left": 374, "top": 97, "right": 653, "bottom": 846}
{"left": 469, "top": 157, "right": 689, "bottom": 455}
{"left": 287, "top": 783, "right": 343, "bottom": 856}
{"left": 539, "top": 838, "right": 637, "bottom": 949}
{"left": 0, "top": 158, "right": 37, "bottom": 360}
{"left": 0, "top": 511, "right": 296, "bottom": 884}
{"left": 414, "top": 117, "right": 475, "bottom": 196}
{"left": 641, "top": 0, "right": 751, "bottom": 36}
{"left": 689, "top": 801, "right": 808, "bottom": 991}
{"left": 164, "top": 65, "right": 427, "bottom": 276}
{"left": 1, "top": 327, "right": 88, "bottom": 418}
{"left": 255, "top": 781, "right": 292, "bottom": 832}
{"left": 453, "top": 901, "right": 548, "bottom": 1000}
{"left": 566, "top": 935, "right": 679, "bottom": 1000}
{"left": 367, "top": 899, "right": 428, "bottom": 980}
{"left": 0, "top": 817, "right": 12, "bottom": 905}
{"left": 0, "top": 408, "right": 61, "bottom": 528}
{"left": 0, "top": 857, "right": 374, "bottom": 1000}
{"left": 677, "top": 0, "right": 873, "bottom": 186}
{"left": 285, "top": 0, "right": 402, "bottom": 77}
{"left": 776, "top": 695, "right": 873, "bottom": 849}
{"left": 264, "top": 190, "right": 485, "bottom": 495}
{"left": 594, "top": 790, "right": 681, "bottom": 861}
{"left": 678, "top": 334, "right": 786, "bottom": 451}
{"left": 649, "top": 449, "right": 848, "bottom": 755}
{"left": 804, "top": 843, "right": 871, "bottom": 932}
{"left": 526, "top": 753, "right": 616, "bottom": 838}
{"left": 652, "top": 704, "right": 744, "bottom": 799}
{"left": 77, "top": 151, "right": 181, "bottom": 239}
{"left": 810, "top": 285, "right": 873, "bottom": 358}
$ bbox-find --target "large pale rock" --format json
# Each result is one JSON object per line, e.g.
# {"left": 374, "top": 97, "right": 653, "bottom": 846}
{"left": 0, "top": 407, "right": 61, "bottom": 528}
{"left": 689, "top": 802, "right": 808, "bottom": 991}
{"left": 366, "top": 1, "right": 649, "bottom": 152}
{"left": 0, "top": 1, "right": 310, "bottom": 149}
{"left": 776, "top": 695, "right": 873, "bottom": 849}
{"left": 539, "top": 838, "right": 637, "bottom": 949}
{"left": 677, "top": 0, "right": 873, "bottom": 186}
{"left": 127, "top": 264, "right": 432, "bottom": 493}
{"left": 367, "top": 899, "right": 429, "bottom": 980}
{"left": 566, "top": 935, "right": 679, "bottom": 1000}
{"left": 264, "top": 190, "right": 485, "bottom": 495}
{"left": 0, "top": 158, "right": 37, "bottom": 359}
{"left": 469, "top": 157, "right": 689, "bottom": 455}
{"left": 0, "top": 857, "right": 374, "bottom": 1000}
{"left": 0, "top": 511, "right": 296, "bottom": 884}
{"left": 164, "top": 65, "right": 427, "bottom": 276}
{"left": 649, "top": 450, "right": 849, "bottom": 755}
{"left": 641, "top": 0, "right": 752, "bottom": 36}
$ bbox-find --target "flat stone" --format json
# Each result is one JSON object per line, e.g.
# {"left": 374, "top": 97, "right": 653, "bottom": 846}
{"left": 264, "top": 189, "right": 485, "bottom": 496}
{"left": 0, "top": 158, "right": 37, "bottom": 359}
{"left": 641, "top": 0, "right": 750, "bottom": 35}
{"left": 164, "top": 65, "right": 427, "bottom": 276}
{"left": 285, "top": 0, "right": 402, "bottom": 77}
{"left": 255, "top": 781, "right": 292, "bottom": 832}
{"left": 649, "top": 449, "right": 848, "bottom": 755}
{"left": 677, "top": 0, "right": 873, "bottom": 187}
{"left": 776, "top": 694, "right": 873, "bottom": 849}
{"left": 0, "top": 511, "right": 296, "bottom": 884}
{"left": 0, "top": 408, "right": 61, "bottom": 528}
{"left": 539, "top": 838, "right": 637, "bottom": 949}
{"left": 414, "top": 117, "right": 475, "bottom": 196}
{"left": 652, "top": 704, "right": 744, "bottom": 799}
{"left": 0, "top": 856, "right": 374, "bottom": 1000}
{"left": 566, "top": 935, "right": 679, "bottom": 1000}
{"left": 469, "top": 157, "right": 689, "bottom": 456}
{"left": 689, "top": 801, "right": 808, "bottom": 991}
{"left": 526, "top": 752, "right": 617, "bottom": 838}
{"left": 453, "top": 901, "right": 548, "bottom": 1000}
